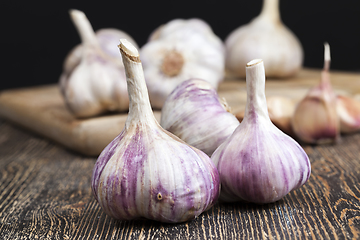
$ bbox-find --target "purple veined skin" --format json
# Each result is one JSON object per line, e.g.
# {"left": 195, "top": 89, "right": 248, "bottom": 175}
{"left": 160, "top": 78, "right": 239, "bottom": 156}
{"left": 211, "top": 59, "right": 311, "bottom": 204}
{"left": 91, "top": 39, "right": 220, "bottom": 223}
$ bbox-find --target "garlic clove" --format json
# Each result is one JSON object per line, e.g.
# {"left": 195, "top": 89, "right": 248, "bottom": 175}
{"left": 291, "top": 43, "right": 340, "bottom": 144}
{"left": 211, "top": 59, "right": 311, "bottom": 204}
{"left": 60, "top": 9, "right": 133, "bottom": 118}
{"left": 225, "top": 0, "right": 303, "bottom": 78}
{"left": 140, "top": 19, "right": 225, "bottom": 109}
{"left": 336, "top": 95, "right": 360, "bottom": 133}
{"left": 91, "top": 39, "right": 220, "bottom": 223}
{"left": 235, "top": 96, "right": 296, "bottom": 136}
{"left": 160, "top": 78, "right": 240, "bottom": 156}
{"left": 267, "top": 96, "right": 296, "bottom": 136}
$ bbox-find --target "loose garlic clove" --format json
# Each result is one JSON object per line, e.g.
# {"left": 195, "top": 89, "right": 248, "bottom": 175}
{"left": 160, "top": 79, "right": 240, "bottom": 156}
{"left": 235, "top": 96, "right": 296, "bottom": 136}
{"left": 225, "top": 0, "right": 303, "bottom": 78}
{"left": 336, "top": 95, "right": 360, "bottom": 133}
{"left": 267, "top": 96, "right": 296, "bottom": 136}
{"left": 91, "top": 39, "right": 220, "bottom": 223}
{"left": 211, "top": 59, "right": 311, "bottom": 204}
{"left": 140, "top": 18, "right": 225, "bottom": 109}
{"left": 59, "top": 9, "right": 136, "bottom": 118}
{"left": 291, "top": 43, "right": 340, "bottom": 144}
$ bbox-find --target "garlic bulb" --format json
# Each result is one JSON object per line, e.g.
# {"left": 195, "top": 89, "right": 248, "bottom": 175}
{"left": 140, "top": 18, "right": 225, "bottom": 109}
{"left": 61, "top": 29, "right": 138, "bottom": 75}
{"left": 291, "top": 43, "right": 340, "bottom": 144}
{"left": 148, "top": 18, "right": 223, "bottom": 52}
{"left": 336, "top": 95, "right": 360, "bottom": 133}
{"left": 91, "top": 39, "right": 220, "bottom": 223}
{"left": 211, "top": 59, "right": 311, "bottom": 203}
{"left": 59, "top": 9, "right": 137, "bottom": 118}
{"left": 160, "top": 79, "right": 239, "bottom": 156}
{"left": 225, "top": 0, "right": 303, "bottom": 78}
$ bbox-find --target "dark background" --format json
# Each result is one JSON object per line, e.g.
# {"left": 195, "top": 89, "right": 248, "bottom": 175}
{"left": 1, "top": 0, "right": 360, "bottom": 90}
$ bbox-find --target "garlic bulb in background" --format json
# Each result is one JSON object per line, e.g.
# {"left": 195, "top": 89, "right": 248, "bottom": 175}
{"left": 91, "top": 39, "right": 220, "bottom": 223}
{"left": 140, "top": 18, "right": 225, "bottom": 109}
{"left": 225, "top": 0, "right": 303, "bottom": 78}
{"left": 59, "top": 9, "right": 137, "bottom": 118}
{"left": 336, "top": 95, "right": 360, "bottom": 133}
{"left": 211, "top": 59, "right": 311, "bottom": 203}
{"left": 160, "top": 79, "right": 239, "bottom": 156}
{"left": 148, "top": 18, "right": 224, "bottom": 53}
{"left": 61, "top": 28, "right": 138, "bottom": 75}
{"left": 292, "top": 43, "right": 340, "bottom": 144}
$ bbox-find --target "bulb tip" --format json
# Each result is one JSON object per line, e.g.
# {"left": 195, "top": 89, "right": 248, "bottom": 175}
{"left": 118, "top": 39, "right": 140, "bottom": 62}
{"left": 246, "top": 59, "right": 263, "bottom": 67}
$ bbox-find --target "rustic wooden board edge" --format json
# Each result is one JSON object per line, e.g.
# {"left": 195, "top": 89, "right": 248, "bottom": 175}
{"left": 0, "top": 85, "right": 160, "bottom": 156}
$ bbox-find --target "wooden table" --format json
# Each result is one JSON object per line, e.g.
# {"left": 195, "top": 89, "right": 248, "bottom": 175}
{"left": 1, "top": 69, "right": 360, "bottom": 239}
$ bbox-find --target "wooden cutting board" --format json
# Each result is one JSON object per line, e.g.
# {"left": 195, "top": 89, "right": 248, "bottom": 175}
{"left": 0, "top": 68, "right": 359, "bottom": 156}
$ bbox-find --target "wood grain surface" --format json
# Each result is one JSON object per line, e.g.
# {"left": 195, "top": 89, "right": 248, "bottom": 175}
{"left": 1, "top": 117, "right": 360, "bottom": 239}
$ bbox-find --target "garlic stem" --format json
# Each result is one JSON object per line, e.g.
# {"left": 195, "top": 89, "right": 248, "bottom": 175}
{"left": 259, "top": 0, "right": 280, "bottom": 22}
{"left": 323, "top": 42, "right": 331, "bottom": 72}
{"left": 119, "top": 39, "right": 157, "bottom": 128}
{"left": 319, "top": 43, "right": 333, "bottom": 100}
{"left": 69, "top": 9, "right": 98, "bottom": 46}
{"left": 244, "top": 59, "right": 270, "bottom": 123}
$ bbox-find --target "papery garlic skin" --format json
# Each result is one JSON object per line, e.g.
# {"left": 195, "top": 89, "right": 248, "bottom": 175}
{"left": 59, "top": 10, "right": 136, "bottom": 118}
{"left": 336, "top": 95, "right": 360, "bottom": 133}
{"left": 91, "top": 39, "right": 220, "bottom": 223}
{"left": 140, "top": 18, "right": 225, "bottom": 109}
{"left": 291, "top": 43, "right": 340, "bottom": 144}
{"left": 160, "top": 79, "right": 239, "bottom": 156}
{"left": 212, "top": 59, "right": 310, "bottom": 203}
{"left": 225, "top": 0, "right": 303, "bottom": 78}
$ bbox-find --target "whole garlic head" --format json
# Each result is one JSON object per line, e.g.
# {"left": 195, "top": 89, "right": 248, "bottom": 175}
{"left": 59, "top": 10, "right": 137, "bottom": 118}
{"left": 211, "top": 59, "right": 311, "bottom": 204}
{"left": 140, "top": 18, "right": 225, "bottom": 109}
{"left": 91, "top": 39, "right": 220, "bottom": 223}
{"left": 160, "top": 78, "right": 240, "bottom": 156}
{"left": 225, "top": 0, "right": 303, "bottom": 78}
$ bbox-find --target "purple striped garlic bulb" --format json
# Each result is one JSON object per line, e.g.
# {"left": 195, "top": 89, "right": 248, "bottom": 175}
{"left": 160, "top": 79, "right": 239, "bottom": 156}
{"left": 211, "top": 59, "right": 311, "bottom": 204}
{"left": 91, "top": 39, "right": 220, "bottom": 223}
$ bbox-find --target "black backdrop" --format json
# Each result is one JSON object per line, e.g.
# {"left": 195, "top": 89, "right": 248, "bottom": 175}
{"left": 2, "top": 0, "right": 360, "bottom": 90}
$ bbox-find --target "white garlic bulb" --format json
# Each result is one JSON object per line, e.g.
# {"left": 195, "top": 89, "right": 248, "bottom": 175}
{"left": 160, "top": 78, "right": 240, "bottom": 156}
{"left": 211, "top": 59, "right": 311, "bottom": 203}
{"left": 61, "top": 29, "right": 138, "bottom": 75}
{"left": 59, "top": 9, "right": 137, "bottom": 118}
{"left": 140, "top": 18, "right": 225, "bottom": 109}
{"left": 291, "top": 43, "right": 340, "bottom": 144}
{"left": 91, "top": 39, "right": 220, "bottom": 223}
{"left": 225, "top": 0, "right": 303, "bottom": 78}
